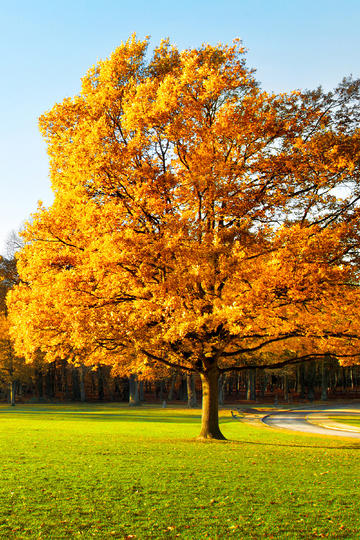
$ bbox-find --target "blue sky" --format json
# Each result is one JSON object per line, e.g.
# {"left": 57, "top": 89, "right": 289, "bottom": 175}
{"left": 1, "top": 0, "right": 359, "bottom": 255}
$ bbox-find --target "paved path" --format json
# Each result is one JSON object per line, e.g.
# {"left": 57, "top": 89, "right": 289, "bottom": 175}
{"left": 262, "top": 404, "right": 360, "bottom": 438}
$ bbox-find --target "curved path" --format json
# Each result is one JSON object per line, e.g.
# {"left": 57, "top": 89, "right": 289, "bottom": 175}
{"left": 262, "top": 404, "right": 360, "bottom": 438}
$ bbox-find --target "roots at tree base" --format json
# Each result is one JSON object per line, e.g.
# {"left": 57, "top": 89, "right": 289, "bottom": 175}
{"left": 196, "top": 431, "right": 227, "bottom": 441}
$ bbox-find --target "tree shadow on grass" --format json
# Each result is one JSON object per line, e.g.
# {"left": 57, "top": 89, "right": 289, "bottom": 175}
{"left": 223, "top": 439, "right": 360, "bottom": 450}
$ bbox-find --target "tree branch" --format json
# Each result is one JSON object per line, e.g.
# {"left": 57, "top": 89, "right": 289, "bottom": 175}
{"left": 220, "top": 351, "right": 360, "bottom": 373}
{"left": 140, "top": 348, "right": 196, "bottom": 373}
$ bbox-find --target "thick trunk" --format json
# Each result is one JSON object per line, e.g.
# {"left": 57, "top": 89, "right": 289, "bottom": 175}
{"left": 198, "top": 368, "right": 226, "bottom": 440}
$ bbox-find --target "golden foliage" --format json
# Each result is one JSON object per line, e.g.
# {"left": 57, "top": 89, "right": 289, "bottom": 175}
{"left": 8, "top": 36, "right": 360, "bottom": 378}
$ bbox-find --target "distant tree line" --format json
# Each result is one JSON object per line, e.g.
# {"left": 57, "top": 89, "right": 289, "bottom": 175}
{"left": 1, "top": 354, "right": 360, "bottom": 407}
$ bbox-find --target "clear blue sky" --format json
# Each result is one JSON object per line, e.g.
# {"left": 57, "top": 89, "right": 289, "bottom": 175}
{"left": 1, "top": 0, "right": 359, "bottom": 255}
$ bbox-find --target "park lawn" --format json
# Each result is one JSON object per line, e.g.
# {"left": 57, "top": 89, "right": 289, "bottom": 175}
{"left": 0, "top": 404, "right": 359, "bottom": 539}
{"left": 328, "top": 415, "right": 360, "bottom": 428}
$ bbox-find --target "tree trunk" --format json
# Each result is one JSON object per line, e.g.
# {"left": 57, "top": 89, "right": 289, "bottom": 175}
{"left": 350, "top": 367, "right": 354, "bottom": 390}
{"left": 139, "top": 380, "right": 144, "bottom": 402}
{"left": 342, "top": 367, "right": 347, "bottom": 390}
{"left": 60, "top": 360, "right": 70, "bottom": 400}
{"left": 97, "top": 366, "right": 104, "bottom": 401}
{"left": 35, "top": 369, "right": 44, "bottom": 400}
{"left": 236, "top": 373, "right": 241, "bottom": 395}
{"left": 71, "top": 366, "right": 81, "bottom": 400}
{"left": 307, "top": 362, "right": 315, "bottom": 401}
{"left": 167, "top": 374, "right": 177, "bottom": 401}
{"left": 186, "top": 374, "right": 197, "bottom": 408}
{"left": 79, "top": 365, "right": 86, "bottom": 402}
{"left": 218, "top": 373, "right": 225, "bottom": 405}
{"left": 298, "top": 364, "right": 306, "bottom": 399}
{"left": 283, "top": 374, "right": 289, "bottom": 402}
{"left": 9, "top": 380, "right": 16, "bottom": 406}
{"left": 129, "top": 374, "right": 140, "bottom": 406}
{"left": 259, "top": 371, "right": 267, "bottom": 399}
{"left": 246, "top": 368, "right": 256, "bottom": 401}
{"left": 158, "top": 380, "right": 166, "bottom": 402}
{"left": 198, "top": 368, "right": 225, "bottom": 440}
{"left": 45, "top": 363, "right": 55, "bottom": 400}
{"left": 179, "top": 376, "right": 187, "bottom": 401}
{"left": 321, "top": 359, "right": 328, "bottom": 401}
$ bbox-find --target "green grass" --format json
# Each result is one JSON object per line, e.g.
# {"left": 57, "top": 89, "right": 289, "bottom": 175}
{"left": 0, "top": 404, "right": 359, "bottom": 539}
{"left": 328, "top": 415, "right": 360, "bottom": 428}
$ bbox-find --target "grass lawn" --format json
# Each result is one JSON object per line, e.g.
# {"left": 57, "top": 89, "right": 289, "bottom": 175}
{"left": 0, "top": 404, "right": 359, "bottom": 539}
{"left": 328, "top": 415, "right": 360, "bottom": 428}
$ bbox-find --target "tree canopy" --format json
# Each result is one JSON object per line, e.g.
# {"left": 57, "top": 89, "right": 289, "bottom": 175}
{"left": 8, "top": 35, "right": 360, "bottom": 438}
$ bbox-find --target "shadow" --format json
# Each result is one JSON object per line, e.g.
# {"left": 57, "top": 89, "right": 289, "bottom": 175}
{"left": 223, "top": 439, "right": 360, "bottom": 450}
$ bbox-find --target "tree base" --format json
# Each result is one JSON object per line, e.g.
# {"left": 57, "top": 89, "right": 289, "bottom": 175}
{"left": 196, "top": 432, "right": 227, "bottom": 441}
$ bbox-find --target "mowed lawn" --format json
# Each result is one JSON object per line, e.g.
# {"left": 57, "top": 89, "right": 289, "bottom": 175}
{"left": 0, "top": 404, "right": 359, "bottom": 539}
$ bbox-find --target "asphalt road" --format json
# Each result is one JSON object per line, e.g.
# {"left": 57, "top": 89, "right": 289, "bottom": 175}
{"left": 262, "top": 404, "right": 360, "bottom": 438}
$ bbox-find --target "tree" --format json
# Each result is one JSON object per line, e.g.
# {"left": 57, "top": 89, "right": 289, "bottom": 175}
{"left": 0, "top": 256, "right": 32, "bottom": 404}
{"left": 0, "top": 313, "right": 33, "bottom": 405}
{"left": 8, "top": 36, "right": 360, "bottom": 439}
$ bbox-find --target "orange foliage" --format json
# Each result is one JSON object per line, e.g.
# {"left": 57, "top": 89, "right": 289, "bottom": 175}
{"left": 7, "top": 36, "right": 360, "bottom": 394}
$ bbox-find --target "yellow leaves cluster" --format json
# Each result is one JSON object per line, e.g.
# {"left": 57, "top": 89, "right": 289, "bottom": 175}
{"left": 8, "top": 36, "right": 360, "bottom": 376}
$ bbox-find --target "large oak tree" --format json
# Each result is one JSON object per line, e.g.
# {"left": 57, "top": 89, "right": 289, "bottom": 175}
{"left": 8, "top": 36, "right": 360, "bottom": 438}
